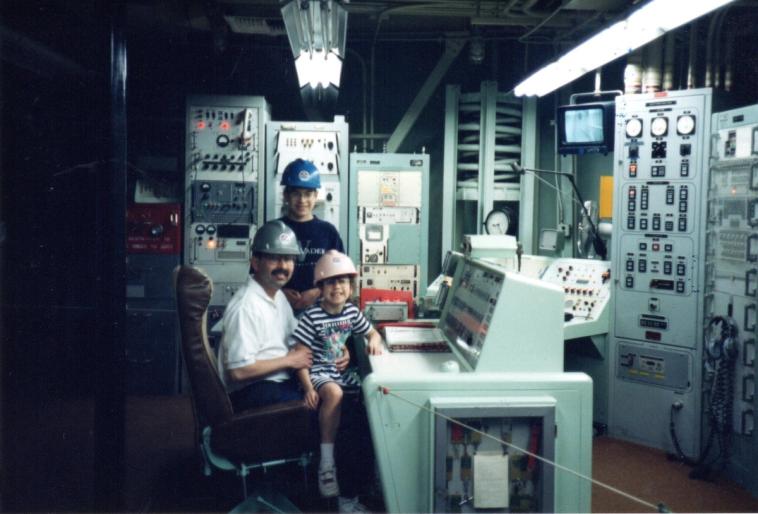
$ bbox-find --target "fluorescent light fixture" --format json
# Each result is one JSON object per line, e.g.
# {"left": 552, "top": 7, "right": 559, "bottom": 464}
{"left": 295, "top": 49, "right": 343, "bottom": 88}
{"left": 281, "top": 0, "right": 347, "bottom": 90}
{"left": 514, "top": 0, "right": 736, "bottom": 97}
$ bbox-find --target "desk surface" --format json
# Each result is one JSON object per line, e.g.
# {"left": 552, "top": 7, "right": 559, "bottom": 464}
{"left": 367, "top": 348, "right": 458, "bottom": 376}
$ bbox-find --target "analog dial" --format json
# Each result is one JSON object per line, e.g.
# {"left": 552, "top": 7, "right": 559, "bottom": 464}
{"left": 676, "top": 114, "right": 696, "bottom": 135}
{"left": 651, "top": 117, "right": 668, "bottom": 137}
{"left": 484, "top": 209, "right": 511, "bottom": 235}
{"left": 625, "top": 118, "right": 643, "bottom": 138}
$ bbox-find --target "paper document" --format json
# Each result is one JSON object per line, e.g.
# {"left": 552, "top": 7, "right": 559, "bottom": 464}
{"left": 383, "top": 326, "right": 449, "bottom": 352}
{"left": 473, "top": 452, "right": 509, "bottom": 509}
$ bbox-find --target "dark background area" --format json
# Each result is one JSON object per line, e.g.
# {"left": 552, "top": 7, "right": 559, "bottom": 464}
{"left": 2, "top": 0, "right": 758, "bottom": 511}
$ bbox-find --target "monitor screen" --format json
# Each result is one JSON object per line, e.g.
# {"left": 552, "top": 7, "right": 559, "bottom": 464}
{"left": 557, "top": 101, "right": 615, "bottom": 155}
{"left": 563, "top": 107, "right": 604, "bottom": 144}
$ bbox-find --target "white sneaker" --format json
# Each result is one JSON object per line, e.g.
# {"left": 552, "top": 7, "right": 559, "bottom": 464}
{"left": 318, "top": 465, "right": 340, "bottom": 498}
{"left": 338, "top": 496, "right": 370, "bottom": 513}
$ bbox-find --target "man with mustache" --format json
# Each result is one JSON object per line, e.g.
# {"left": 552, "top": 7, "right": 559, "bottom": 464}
{"left": 216, "top": 220, "right": 318, "bottom": 410}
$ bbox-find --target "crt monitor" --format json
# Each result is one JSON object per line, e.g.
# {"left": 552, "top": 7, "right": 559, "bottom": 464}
{"left": 557, "top": 101, "right": 615, "bottom": 155}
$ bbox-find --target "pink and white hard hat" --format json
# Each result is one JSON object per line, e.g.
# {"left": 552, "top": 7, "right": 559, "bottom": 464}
{"left": 313, "top": 250, "right": 358, "bottom": 285}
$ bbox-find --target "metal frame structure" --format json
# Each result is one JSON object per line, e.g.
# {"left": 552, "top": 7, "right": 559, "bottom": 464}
{"left": 442, "top": 81, "right": 538, "bottom": 261}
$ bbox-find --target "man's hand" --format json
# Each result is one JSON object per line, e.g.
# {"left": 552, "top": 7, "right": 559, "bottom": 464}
{"left": 291, "top": 288, "right": 320, "bottom": 310}
{"left": 287, "top": 344, "right": 312, "bottom": 370}
{"left": 335, "top": 345, "right": 350, "bottom": 373}
{"left": 303, "top": 388, "right": 319, "bottom": 410}
{"left": 282, "top": 288, "right": 301, "bottom": 308}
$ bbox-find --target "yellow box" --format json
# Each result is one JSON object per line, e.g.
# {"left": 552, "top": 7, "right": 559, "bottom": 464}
{"left": 599, "top": 176, "right": 614, "bottom": 219}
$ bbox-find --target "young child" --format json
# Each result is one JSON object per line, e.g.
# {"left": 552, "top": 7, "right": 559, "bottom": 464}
{"left": 292, "top": 250, "right": 383, "bottom": 498}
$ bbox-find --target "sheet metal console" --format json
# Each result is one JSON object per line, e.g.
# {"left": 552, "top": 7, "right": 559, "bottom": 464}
{"left": 362, "top": 257, "right": 593, "bottom": 513}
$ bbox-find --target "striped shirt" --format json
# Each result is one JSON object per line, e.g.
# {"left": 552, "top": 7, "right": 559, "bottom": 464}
{"left": 293, "top": 301, "right": 371, "bottom": 388}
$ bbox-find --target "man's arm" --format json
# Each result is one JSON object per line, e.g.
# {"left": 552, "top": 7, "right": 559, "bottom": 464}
{"left": 227, "top": 344, "right": 312, "bottom": 382}
{"left": 293, "top": 343, "right": 319, "bottom": 410}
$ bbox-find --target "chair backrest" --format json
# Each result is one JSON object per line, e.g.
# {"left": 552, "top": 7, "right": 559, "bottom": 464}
{"left": 174, "top": 265, "right": 234, "bottom": 428}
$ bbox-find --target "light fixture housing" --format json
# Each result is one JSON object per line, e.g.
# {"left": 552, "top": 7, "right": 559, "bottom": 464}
{"left": 281, "top": 0, "right": 347, "bottom": 89}
{"left": 514, "top": 0, "right": 736, "bottom": 97}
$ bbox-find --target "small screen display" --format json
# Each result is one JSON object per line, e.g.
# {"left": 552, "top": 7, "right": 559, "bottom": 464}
{"left": 563, "top": 107, "right": 604, "bottom": 144}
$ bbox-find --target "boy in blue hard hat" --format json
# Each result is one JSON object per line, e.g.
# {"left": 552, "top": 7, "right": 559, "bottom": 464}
{"left": 279, "top": 158, "right": 345, "bottom": 312}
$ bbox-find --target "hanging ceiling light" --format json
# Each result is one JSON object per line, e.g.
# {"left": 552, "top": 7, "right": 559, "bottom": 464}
{"left": 514, "top": 0, "right": 736, "bottom": 97}
{"left": 281, "top": 0, "right": 348, "bottom": 90}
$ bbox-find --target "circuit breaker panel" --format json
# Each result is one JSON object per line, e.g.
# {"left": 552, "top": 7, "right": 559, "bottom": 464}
{"left": 349, "top": 153, "right": 430, "bottom": 299}
{"left": 184, "top": 95, "right": 269, "bottom": 313}
{"left": 431, "top": 402, "right": 555, "bottom": 513}
{"left": 705, "top": 104, "right": 758, "bottom": 493}
{"left": 265, "top": 117, "right": 349, "bottom": 241}
{"left": 609, "top": 89, "right": 712, "bottom": 457}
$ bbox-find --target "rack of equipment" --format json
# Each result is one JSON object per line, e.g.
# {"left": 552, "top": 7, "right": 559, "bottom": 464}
{"left": 183, "top": 95, "right": 269, "bottom": 316}
{"left": 608, "top": 88, "right": 712, "bottom": 457}
{"left": 265, "top": 116, "right": 349, "bottom": 240}
{"left": 349, "top": 152, "right": 430, "bottom": 299}
{"left": 704, "top": 103, "right": 758, "bottom": 491}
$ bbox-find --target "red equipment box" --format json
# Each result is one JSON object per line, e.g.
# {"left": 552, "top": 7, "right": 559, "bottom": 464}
{"left": 126, "top": 203, "right": 182, "bottom": 254}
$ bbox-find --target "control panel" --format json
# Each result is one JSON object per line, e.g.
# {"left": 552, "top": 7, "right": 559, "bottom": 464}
{"left": 186, "top": 105, "right": 259, "bottom": 182}
{"left": 609, "top": 88, "right": 712, "bottom": 457}
{"left": 707, "top": 102, "right": 758, "bottom": 460}
{"left": 540, "top": 258, "right": 611, "bottom": 321}
{"left": 438, "top": 257, "right": 564, "bottom": 373}
{"left": 190, "top": 181, "right": 255, "bottom": 224}
{"left": 349, "top": 153, "right": 430, "bottom": 299}
{"left": 266, "top": 118, "right": 349, "bottom": 239}
{"left": 184, "top": 95, "right": 269, "bottom": 309}
{"left": 359, "top": 264, "right": 419, "bottom": 297}
{"left": 613, "top": 89, "right": 711, "bottom": 348}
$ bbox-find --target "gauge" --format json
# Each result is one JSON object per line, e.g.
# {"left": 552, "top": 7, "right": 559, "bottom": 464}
{"left": 216, "top": 134, "right": 230, "bottom": 147}
{"left": 651, "top": 117, "right": 668, "bottom": 137}
{"left": 194, "top": 224, "right": 206, "bottom": 234}
{"left": 205, "top": 224, "right": 217, "bottom": 235}
{"left": 676, "top": 114, "right": 696, "bottom": 135}
{"left": 484, "top": 208, "right": 512, "bottom": 235}
{"left": 625, "top": 118, "right": 643, "bottom": 138}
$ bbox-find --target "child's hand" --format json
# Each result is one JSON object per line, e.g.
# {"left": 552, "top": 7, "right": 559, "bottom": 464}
{"left": 335, "top": 346, "right": 350, "bottom": 372}
{"left": 367, "top": 339, "right": 383, "bottom": 355}
{"left": 303, "top": 389, "right": 319, "bottom": 410}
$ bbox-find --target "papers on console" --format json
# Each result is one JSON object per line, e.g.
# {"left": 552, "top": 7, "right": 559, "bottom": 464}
{"left": 383, "top": 325, "right": 449, "bottom": 352}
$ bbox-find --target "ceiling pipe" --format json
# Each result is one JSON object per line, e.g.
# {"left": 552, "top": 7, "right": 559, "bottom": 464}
{"left": 518, "top": 0, "right": 572, "bottom": 42}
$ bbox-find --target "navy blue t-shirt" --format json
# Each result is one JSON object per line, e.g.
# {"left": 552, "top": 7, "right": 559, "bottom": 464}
{"left": 280, "top": 216, "right": 344, "bottom": 292}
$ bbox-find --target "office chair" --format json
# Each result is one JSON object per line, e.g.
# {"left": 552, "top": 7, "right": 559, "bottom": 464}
{"left": 174, "top": 265, "right": 314, "bottom": 501}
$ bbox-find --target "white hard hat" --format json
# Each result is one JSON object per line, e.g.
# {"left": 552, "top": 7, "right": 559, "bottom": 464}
{"left": 313, "top": 250, "right": 357, "bottom": 285}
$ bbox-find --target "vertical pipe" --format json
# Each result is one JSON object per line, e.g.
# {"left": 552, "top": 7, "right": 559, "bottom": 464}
{"left": 643, "top": 38, "right": 662, "bottom": 93}
{"left": 624, "top": 50, "right": 643, "bottom": 94}
{"left": 369, "top": 43, "right": 375, "bottom": 151}
{"left": 95, "top": 2, "right": 126, "bottom": 510}
{"left": 704, "top": 13, "right": 719, "bottom": 87}
{"left": 723, "top": 18, "right": 735, "bottom": 92}
{"left": 713, "top": 10, "right": 729, "bottom": 90}
{"left": 687, "top": 20, "right": 699, "bottom": 89}
{"left": 663, "top": 31, "right": 676, "bottom": 91}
